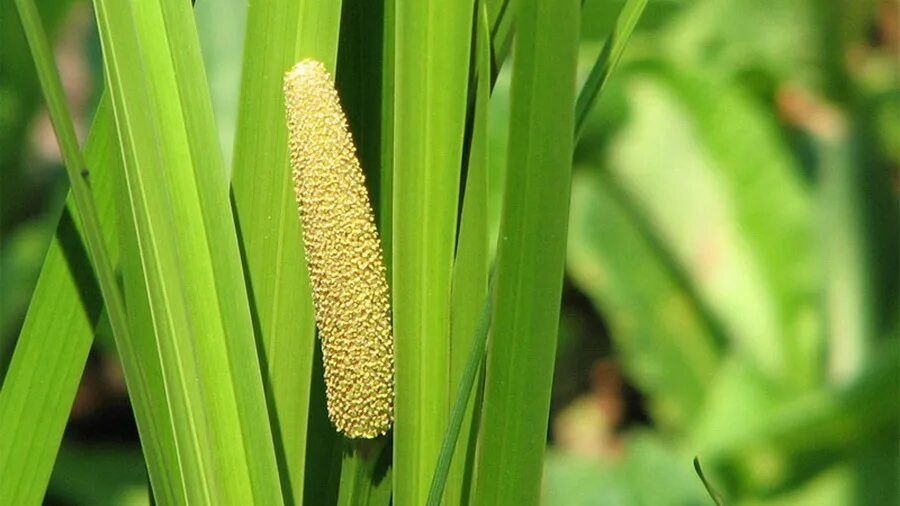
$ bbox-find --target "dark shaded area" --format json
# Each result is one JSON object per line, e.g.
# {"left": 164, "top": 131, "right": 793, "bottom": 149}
{"left": 551, "top": 278, "right": 652, "bottom": 438}
{"left": 64, "top": 351, "right": 138, "bottom": 445}
{"left": 335, "top": 0, "right": 387, "bottom": 222}
{"left": 56, "top": 208, "right": 103, "bottom": 329}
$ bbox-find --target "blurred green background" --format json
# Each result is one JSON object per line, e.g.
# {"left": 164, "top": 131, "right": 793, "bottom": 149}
{"left": 1, "top": 0, "right": 897, "bottom": 504}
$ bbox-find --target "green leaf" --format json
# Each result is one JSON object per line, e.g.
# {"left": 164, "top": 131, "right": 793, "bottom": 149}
{"left": 486, "top": 63, "right": 512, "bottom": 258}
{"left": 391, "top": 0, "right": 474, "bottom": 503}
{"left": 303, "top": 345, "right": 343, "bottom": 505}
{"left": 151, "top": 0, "right": 286, "bottom": 499}
{"left": 487, "top": 0, "right": 514, "bottom": 79}
{"left": 336, "top": 0, "right": 388, "bottom": 212}
{"left": 472, "top": 0, "right": 580, "bottom": 502}
{"left": 440, "top": 5, "right": 492, "bottom": 505}
{"left": 567, "top": 168, "right": 721, "bottom": 429}
{"left": 335, "top": 440, "right": 390, "bottom": 506}
{"left": 818, "top": 122, "right": 900, "bottom": 382}
{"left": 543, "top": 434, "right": 710, "bottom": 505}
{"left": 588, "top": 69, "right": 815, "bottom": 386}
{"left": 231, "top": 0, "right": 343, "bottom": 502}
{"left": 0, "top": 2, "right": 243, "bottom": 501}
{"left": 92, "top": 0, "right": 282, "bottom": 501}
{"left": 379, "top": 0, "right": 396, "bottom": 267}
{"left": 693, "top": 341, "right": 898, "bottom": 495}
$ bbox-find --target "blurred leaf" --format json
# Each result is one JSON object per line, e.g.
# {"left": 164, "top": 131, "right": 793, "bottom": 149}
{"left": 874, "top": 93, "right": 900, "bottom": 165}
{"left": 601, "top": 69, "right": 817, "bottom": 386}
{"left": 0, "top": 0, "right": 75, "bottom": 231}
{"left": 568, "top": 168, "right": 720, "bottom": 429}
{"left": 543, "top": 433, "right": 709, "bottom": 505}
{"left": 662, "top": 0, "right": 823, "bottom": 88}
{"left": 734, "top": 436, "right": 898, "bottom": 506}
{"left": 688, "top": 358, "right": 781, "bottom": 456}
{"left": 819, "top": 117, "right": 900, "bottom": 381}
{"left": 695, "top": 341, "right": 898, "bottom": 496}
{"left": 739, "top": 463, "right": 854, "bottom": 506}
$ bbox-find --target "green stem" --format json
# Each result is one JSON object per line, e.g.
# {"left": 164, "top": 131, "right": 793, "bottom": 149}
{"left": 693, "top": 457, "right": 725, "bottom": 506}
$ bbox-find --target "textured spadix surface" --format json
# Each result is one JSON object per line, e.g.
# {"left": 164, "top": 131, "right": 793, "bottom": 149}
{"left": 284, "top": 59, "right": 394, "bottom": 438}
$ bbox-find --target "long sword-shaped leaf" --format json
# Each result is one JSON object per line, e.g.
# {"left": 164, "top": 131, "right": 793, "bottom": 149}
{"left": 473, "top": 0, "right": 580, "bottom": 503}
{"left": 145, "top": 0, "right": 285, "bottom": 501}
{"left": 231, "top": 0, "right": 342, "bottom": 503}
{"left": 392, "top": 0, "right": 473, "bottom": 503}
{"left": 443, "top": 5, "right": 492, "bottom": 505}
{"left": 95, "top": 0, "right": 220, "bottom": 500}
{"left": 93, "top": 0, "right": 281, "bottom": 501}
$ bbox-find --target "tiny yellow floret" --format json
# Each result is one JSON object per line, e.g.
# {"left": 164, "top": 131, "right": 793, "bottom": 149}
{"left": 284, "top": 59, "right": 393, "bottom": 438}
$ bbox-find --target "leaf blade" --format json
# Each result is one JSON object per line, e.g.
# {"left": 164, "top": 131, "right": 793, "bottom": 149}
{"left": 231, "top": 0, "right": 344, "bottom": 502}
{"left": 472, "top": 0, "right": 580, "bottom": 502}
{"left": 392, "top": 0, "right": 474, "bottom": 503}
